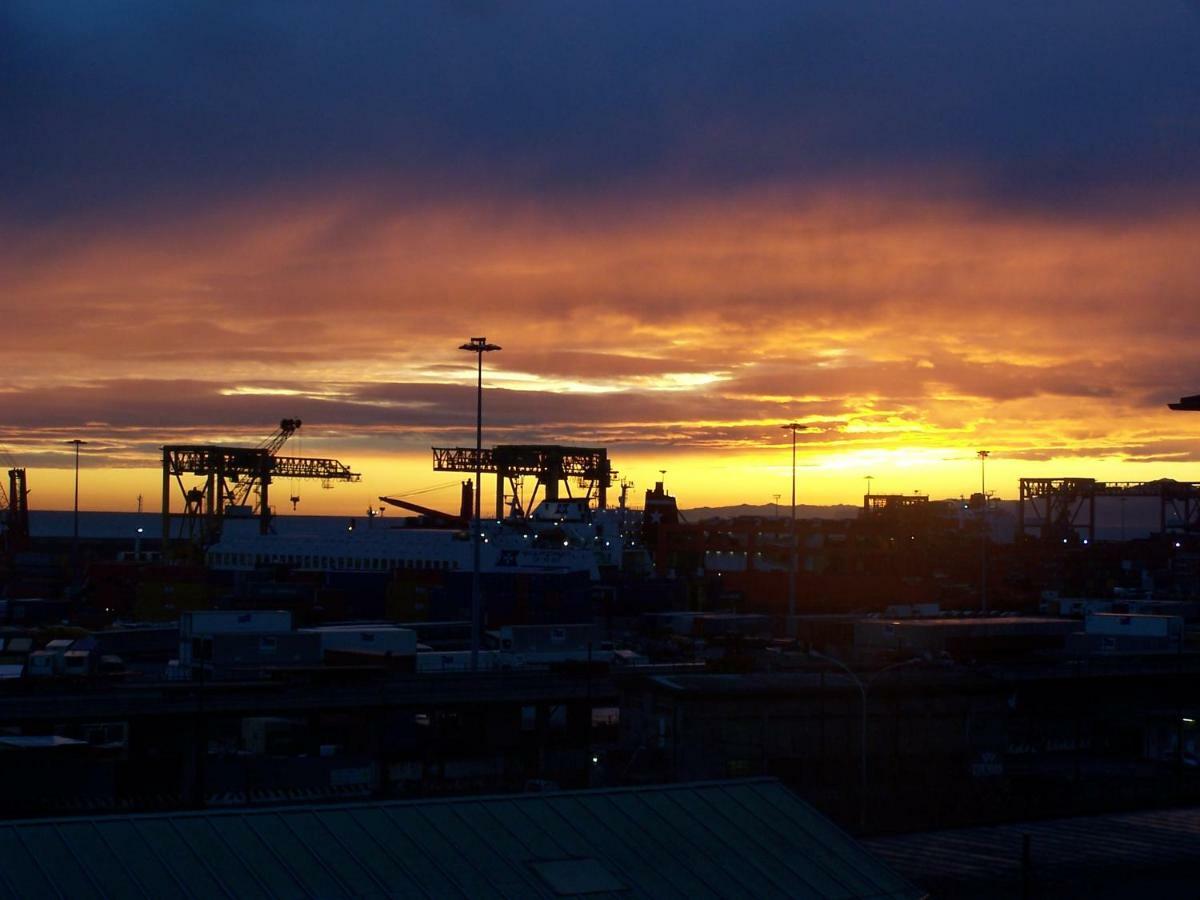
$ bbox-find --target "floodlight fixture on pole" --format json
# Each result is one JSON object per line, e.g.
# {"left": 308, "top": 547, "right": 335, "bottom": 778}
{"left": 781, "top": 423, "right": 807, "bottom": 637}
{"left": 66, "top": 439, "right": 89, "bottom": 593}
{"left": 459, "top": 337, "right": 501, "bottom": 671}
{"left": 977, "top": 450, "right": 990, "bottom": 612}
{"left": 809, "top": 650, "right": 921, "bottom": 831}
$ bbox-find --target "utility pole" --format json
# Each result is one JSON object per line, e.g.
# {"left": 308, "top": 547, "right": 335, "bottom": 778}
{"left": 810, "top": 651, "right": 921, "bottom": 832}
{"left": 66, "top": 439, "right": 88, "bottom": 594}
{"left": 978, "top": 450, "right": 990, "bottom": 613}
{"left": 781, "top": 423, "right": 806, "bottom": 637}
{"left": 459, "top": 337, "right": 500, "bottom": 671}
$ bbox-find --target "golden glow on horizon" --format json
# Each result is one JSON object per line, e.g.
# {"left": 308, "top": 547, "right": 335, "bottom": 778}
{"left": 23, "top": 449, "right": 1200, "bottom": 517}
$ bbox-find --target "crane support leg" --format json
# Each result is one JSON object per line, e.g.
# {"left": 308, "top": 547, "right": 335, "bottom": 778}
{"left": 161, "top": 447, "right": 171, "bottom": 552}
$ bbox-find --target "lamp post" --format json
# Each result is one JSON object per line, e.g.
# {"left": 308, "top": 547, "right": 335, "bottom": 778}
{"left": 459, "top": 337, "right": 501, "bottom": 671}
{"left": 66, "top": 439, "right": 88, "bottom": 593}
{"left": 810, "top": 651, "right": 921, "bottom": 831}
{"left": 781, "top": 423, "right": 806, "bottom": 637}
{"left": 978, "top": 450, "right": 990, "bottom": 613}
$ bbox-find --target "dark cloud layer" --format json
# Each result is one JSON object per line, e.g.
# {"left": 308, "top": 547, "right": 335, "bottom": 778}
{"left": 6, "top": 5, "right": 1200, "bottom": 507}
{"left": 4, "top": 2, "right": 1200, "bottom": 221}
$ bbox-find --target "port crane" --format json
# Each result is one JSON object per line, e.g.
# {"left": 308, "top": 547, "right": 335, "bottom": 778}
{"left": 431, "top": 444, "right": 613, "bottom": 520}
{"left": 0, "top": 468, "right": 29, "bottom": 553}
{"left": 161, "top": 418, "right": 359, "bottom": 548}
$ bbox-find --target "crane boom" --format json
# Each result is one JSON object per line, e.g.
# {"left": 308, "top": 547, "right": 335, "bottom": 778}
{"left": 259, "top": 418, "right": 301, "bottom": 455}
{"left": 378, "top": 495, "right": 467, "bottom": 527}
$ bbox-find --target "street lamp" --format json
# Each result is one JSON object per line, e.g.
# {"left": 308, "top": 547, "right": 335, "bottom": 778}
{"left": 459, "top": 337, "right": 501, "bottom": 671}
{"left": 66, "top": 439, "right": 88, "bottom": 592}
{"left": 781, "top": 423, "right": 807, "bottom": 637}
{"left": 810, "top": 650, "right": 921, "bottom": 831}
{"left": 977, "top": 450, "right": 990, "bottom": 613}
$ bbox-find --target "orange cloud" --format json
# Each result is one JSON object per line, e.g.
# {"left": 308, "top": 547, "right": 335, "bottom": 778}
{"left": 3, "top": 181, "right": 1200, "bottom": 511}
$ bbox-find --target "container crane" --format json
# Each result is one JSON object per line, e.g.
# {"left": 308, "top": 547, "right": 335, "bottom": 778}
{"left": 161, "top": 418, "right": 359, "bottom": 548}
{"left": 1, "top": 468, "right": 29, "bottom": 553}
{"left": 431, "top": 444, "right": 613, "bottom": 519}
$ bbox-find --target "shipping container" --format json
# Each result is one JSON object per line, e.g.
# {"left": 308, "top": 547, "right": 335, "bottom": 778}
{"left": 303, "top": 625, "right": 417, "bottom": 656}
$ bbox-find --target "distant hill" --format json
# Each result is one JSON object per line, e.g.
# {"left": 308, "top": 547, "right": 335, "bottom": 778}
{"left": 681, "top": 503, "right": 861, "bottom": 521}
{"left": 679, "top": 497, "right": 1175, "bottom": 544}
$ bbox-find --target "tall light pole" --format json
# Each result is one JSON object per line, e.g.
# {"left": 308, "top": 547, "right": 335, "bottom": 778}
{"left": 66, "top": 439, "right": 88, "bottom": 593}
{"left": 460, "top": 337, "right": 500, "bottom": 671}
{"left": 978, "top": 450, "right": 990, "bottom": 612}
{"left": 782, "top": 423, "right": 806, "bottom": 637}
{"left": 810, "top": 650, "right": 921, "bottom": 831}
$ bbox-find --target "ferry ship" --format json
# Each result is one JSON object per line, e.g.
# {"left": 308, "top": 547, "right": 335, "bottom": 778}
{"left": 204, "top": 496, "right": 630, "bottom": 580}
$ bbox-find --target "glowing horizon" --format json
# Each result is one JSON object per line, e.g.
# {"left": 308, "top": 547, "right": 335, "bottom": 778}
{"left": 17, "top": 436, "right": 1200, "bottom": 519}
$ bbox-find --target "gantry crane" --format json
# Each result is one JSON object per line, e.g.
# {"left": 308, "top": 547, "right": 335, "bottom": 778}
{"left": 161, "top": 419, "right": 359, "bottom": 547}
{"left": 430, "top": 444, "right": 613, "bottom": 520}
{"left": 1, "top": 468, "right": 29, "bottom": 553}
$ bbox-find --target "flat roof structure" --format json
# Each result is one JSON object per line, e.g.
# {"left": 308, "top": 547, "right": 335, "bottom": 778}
{"left": 0, "top": 670, "right": 622, "bottom": 725}
{"left": 0, "top": 779, "right": 921, "bottom": 899}
{"left": 866, "top": 805, "right": 1200, "bottom": 899}
{"left": 855, "top": 616, "right": 1079, "bottom": 654}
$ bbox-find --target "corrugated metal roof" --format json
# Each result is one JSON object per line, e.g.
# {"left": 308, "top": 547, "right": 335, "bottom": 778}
{"left": 0, "top": 779, "right": 919, "bottom": 899}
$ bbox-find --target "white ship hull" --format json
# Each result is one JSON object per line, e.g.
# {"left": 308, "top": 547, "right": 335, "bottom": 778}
{"left": 206, "top": 500, "right": 628, "bottom": 580}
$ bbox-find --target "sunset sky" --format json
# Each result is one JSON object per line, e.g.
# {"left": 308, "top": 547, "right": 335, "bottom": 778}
{"left": 4, "top": 3, "right": 1200, "bottom": 516}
